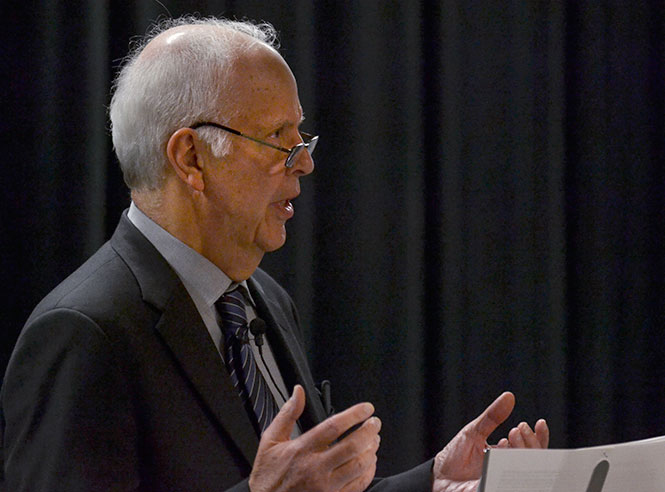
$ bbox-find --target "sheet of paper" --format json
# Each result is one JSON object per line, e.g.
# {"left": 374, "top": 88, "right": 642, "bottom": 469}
{"left": 479, "top": 435, "right": 665, "bottom": 492}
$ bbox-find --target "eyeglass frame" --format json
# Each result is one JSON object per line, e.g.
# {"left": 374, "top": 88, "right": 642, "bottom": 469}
{"left": 189, "top": 121, "right": 319, "bottom": 168}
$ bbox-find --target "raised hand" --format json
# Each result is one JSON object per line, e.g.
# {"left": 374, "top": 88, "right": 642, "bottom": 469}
{"left": 432, "top": 392, "right": 549, "bottom": 492}
{"left": 249, "top": 385, "right": 381, "bottom": 492}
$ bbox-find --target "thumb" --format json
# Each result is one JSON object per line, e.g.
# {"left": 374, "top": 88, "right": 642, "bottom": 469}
{"left": 470, "top": 391, "right": 515, "bottom": 439}
{"left": 261, "top": 384, "right": 306, "bottom": 443}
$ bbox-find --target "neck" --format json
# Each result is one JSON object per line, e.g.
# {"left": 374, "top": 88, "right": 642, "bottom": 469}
{"left": 131, "top": 186, "right": 262, "bottom": 282}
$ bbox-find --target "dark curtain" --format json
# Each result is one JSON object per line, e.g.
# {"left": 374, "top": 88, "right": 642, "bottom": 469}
{"left": 2, "top": 0, "right": 663, "bottom": 477}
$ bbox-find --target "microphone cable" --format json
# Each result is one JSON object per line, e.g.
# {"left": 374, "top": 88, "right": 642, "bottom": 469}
{"left": 249, "top": 318, "right": 288, "bottom": 404}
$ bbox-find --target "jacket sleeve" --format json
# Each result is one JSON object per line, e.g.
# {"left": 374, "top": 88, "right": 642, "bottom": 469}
{"left": 368, "top": 460, "right": 434, "bottom": 491}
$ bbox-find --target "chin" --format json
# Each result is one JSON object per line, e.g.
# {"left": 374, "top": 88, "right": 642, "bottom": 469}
{"left": 254, "top": 220, "right": 289, "bottom": 252}
{"left": 257, "top": 232, "right": 287, "bottom": 253}
{"left": 264, "top": 238, "right": 287, "bottom": 252}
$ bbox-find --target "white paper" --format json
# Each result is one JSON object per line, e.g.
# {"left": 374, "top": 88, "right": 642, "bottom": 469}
{"left": 478, "top": 435, "right": 665, "bottom": 492}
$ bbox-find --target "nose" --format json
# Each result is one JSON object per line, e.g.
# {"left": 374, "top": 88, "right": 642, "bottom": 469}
{"left": 288, "top": 147, "right": 315, "bottom": 176}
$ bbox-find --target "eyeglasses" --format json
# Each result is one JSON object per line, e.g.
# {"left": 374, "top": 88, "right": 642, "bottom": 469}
{"left": 190, "top": 121, "right": 319, "bottom": 168}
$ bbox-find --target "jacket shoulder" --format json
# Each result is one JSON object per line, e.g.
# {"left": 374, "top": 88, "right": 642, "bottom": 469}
{"left": 26, "top": 241, "right": 142, "bottom": 327}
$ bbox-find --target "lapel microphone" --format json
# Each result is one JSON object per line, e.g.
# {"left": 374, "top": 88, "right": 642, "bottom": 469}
{"left": 249, "top": 318, "right": 266, "bottom": 347}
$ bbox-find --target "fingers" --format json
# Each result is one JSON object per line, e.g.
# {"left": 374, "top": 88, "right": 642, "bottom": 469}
{"left": 469, "top": 391, "right": 516, "bottom": 440}
{"left": 336, "top": 451, "right": 378, "bottom": 492}
{"left": 332, "top": 439, "right": 379, "bottom": 490}
{"left": 496, "top": 437, "right": 509, "bottom": 448}
{"left": 301, "top": 400, "right": 376, "bottom": 451}
{"left": 535, "top": 418, "right": 550, "bottom": 448}
{"left": 326, "top": 416, "right": 382, "bottom": 468}
{"left": 472, "top": 393, "right": 549, "bottom": 450}
{"left": 507, "top": 419, "right": 549, "bottom": 448}
{"left": 310, "top": 407, "right": 380, "bottom": 491}
{"left": 331, "top": 418, "right": 380, "bottom": 492}
{"left": 302, "top": 404, "right": 380, "bottom": 492}
{"left": 260, "top": 385, "right": 306, "bottom": 443}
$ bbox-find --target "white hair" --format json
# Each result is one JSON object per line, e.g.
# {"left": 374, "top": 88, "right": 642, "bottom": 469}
{"left": 109, "top": 16, "right": 280, "bottom": 190}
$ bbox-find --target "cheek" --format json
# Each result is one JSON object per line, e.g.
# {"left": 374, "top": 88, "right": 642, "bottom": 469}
{"left": 232, "top": 180, "right": 278, "bottom": 228}
{"left": 207, "top": 162, "right": 284, "bottom": 225}
{"left": 210, "top": 168, "right": 260, "bottom": 208}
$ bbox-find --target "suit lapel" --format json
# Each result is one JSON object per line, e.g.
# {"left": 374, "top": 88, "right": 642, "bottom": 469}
{"left": 154, "top": 287, "right": 259, "bottom": 464}
{"left": 111, "top": 213, "right": 259, "bottom": 465}
{"left": 247, "top": 277, "right": 327, "bottom": 431}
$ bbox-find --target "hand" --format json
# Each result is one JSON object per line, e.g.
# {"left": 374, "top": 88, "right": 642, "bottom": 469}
{"left": 249, "top": 385, "right": 381, "bottom": 492}
{"left": 432, "top": 392, "right": 549, "bottom": 492}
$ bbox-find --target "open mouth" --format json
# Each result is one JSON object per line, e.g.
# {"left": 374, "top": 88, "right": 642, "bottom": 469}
{"left": 273, "top": 199, "right": 294, "bottom": 218}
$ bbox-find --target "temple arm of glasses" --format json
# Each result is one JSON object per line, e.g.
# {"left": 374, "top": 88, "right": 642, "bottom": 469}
{"left": 190, "top": 122, "right": 292, "bottom": 154}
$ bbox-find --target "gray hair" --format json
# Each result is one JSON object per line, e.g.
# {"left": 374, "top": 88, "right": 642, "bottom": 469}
{"left": 109, "top": 16, "right": 280, "bottom": 190}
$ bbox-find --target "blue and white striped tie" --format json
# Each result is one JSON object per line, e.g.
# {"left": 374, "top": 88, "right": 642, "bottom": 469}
{"left": 216, "top": 288, "right": 277, "bottom": 435}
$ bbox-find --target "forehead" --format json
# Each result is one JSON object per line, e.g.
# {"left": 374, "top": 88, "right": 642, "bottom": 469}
{"left": 225, "top": 47, "right": 302, "bottom": 131}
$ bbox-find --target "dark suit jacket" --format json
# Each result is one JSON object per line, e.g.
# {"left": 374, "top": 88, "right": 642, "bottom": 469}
{"left": 1, "top": 213, "right": 432, "bottom": 491}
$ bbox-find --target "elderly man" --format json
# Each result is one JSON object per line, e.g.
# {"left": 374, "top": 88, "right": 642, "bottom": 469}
{"left": 1, "top": 16, "right": 548, "bottom": 492}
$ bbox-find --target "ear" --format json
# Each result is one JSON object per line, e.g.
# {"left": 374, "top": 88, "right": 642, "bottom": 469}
{"left": 166, "top": 128, "right": 206, "bottom": 192}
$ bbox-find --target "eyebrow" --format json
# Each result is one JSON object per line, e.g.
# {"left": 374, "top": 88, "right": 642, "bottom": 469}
{"left": 268, "top": 113, "right": 306, "bottom": 133}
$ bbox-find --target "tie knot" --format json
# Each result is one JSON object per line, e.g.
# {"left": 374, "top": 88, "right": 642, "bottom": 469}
{"left": 216, "top": 288, "right": 248, "bottom": 340}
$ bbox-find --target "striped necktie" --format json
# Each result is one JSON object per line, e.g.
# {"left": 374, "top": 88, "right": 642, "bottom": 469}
{"left": 215, "top": 288, "right": 277, "bottom": 435}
